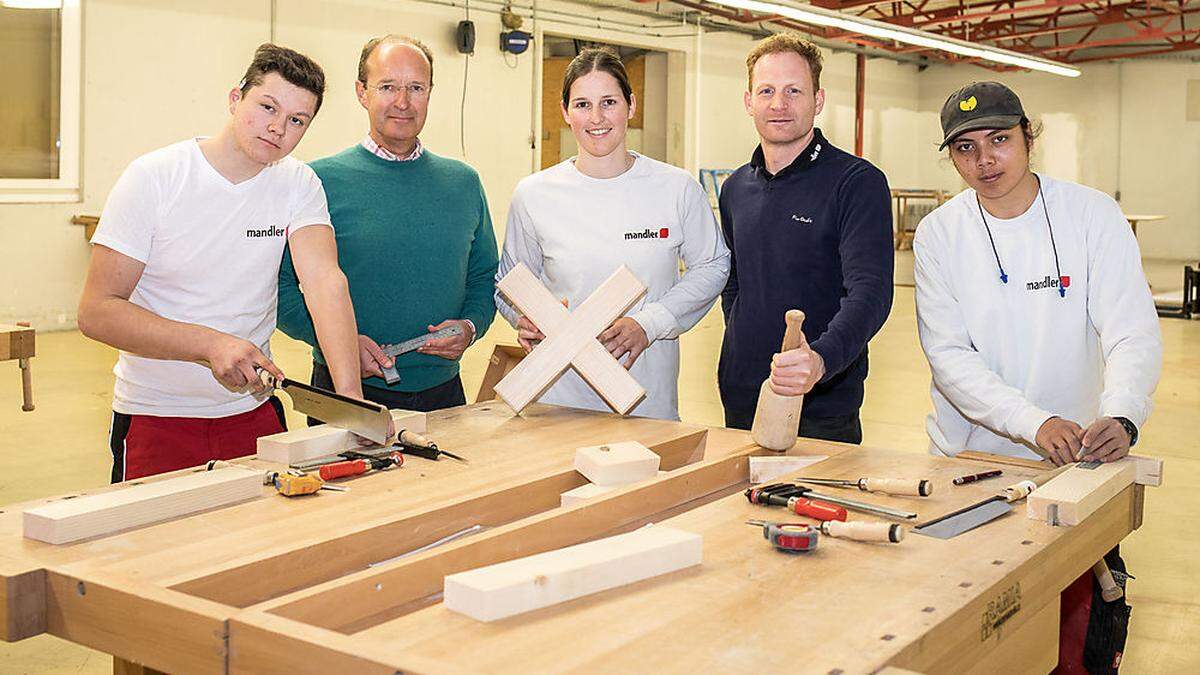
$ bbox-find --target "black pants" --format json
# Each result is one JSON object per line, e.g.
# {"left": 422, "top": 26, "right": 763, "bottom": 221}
{"left": 307, "top": 362, "right": 466, "bottom": 426}
{"left": 723, "top": 407, "right": 863, "bottom": 445}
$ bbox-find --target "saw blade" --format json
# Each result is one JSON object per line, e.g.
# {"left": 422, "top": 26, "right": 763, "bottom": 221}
{"left": 912, "top": 499, "right": 1012, "bottom": 539}
{"left": 278, "top": 379, "right": 392, "bottom": 445}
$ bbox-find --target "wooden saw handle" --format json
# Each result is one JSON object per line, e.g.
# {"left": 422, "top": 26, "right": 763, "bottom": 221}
{"left": 860, "top": 478, "right": 932, "bottom": 497}
{"left": 822, "top": 521, "right": 904, "bottom": 543}
{"left": 780, "top": 310, "right": 806, "bottom": 351}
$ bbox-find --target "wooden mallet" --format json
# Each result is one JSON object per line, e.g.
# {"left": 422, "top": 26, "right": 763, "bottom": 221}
{"left": 751, "top": 309, "right": 806, "bottom": 451}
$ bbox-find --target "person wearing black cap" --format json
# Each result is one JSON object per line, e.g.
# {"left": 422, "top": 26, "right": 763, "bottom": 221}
{"left": 914, "top": 81, "right": 1161, "bottom": 673}
{"left": 717, "top": 33, "right": 893, "bottom": 444}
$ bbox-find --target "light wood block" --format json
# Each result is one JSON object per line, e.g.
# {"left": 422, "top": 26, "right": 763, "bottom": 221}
{"left": 0, "top": 324, "right": 35, "bottom": 361}
{"left": 494, "top": 263, "right": 647, "bottom": 415}
{"left": 1128, "top": 454, "right": 1163, "bottom": 487}
{"left": 574, "top": 441, "right": 660, "bottom": 486}
{"left": 443, "top": 525, "right": 702, "bottom": 622}
{"left": 23, "top": 468, "right": 262, "bottom": 544}
{"left": 559, "top": 482, "right": 618, "bottom": 507}
{"left": 749, "top": 455, "right": 828, "bottom": 484}
{"left": 257, "top": 409, "right": 426, "bottom": 465}
{"left": 1027, "top": 460, "right": 1138, "bottom": 526}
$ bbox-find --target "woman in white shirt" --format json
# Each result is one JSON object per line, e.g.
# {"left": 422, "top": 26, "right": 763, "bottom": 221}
{"left": 914, "top": 80, "right": 1161, "bottom": 466}
{"left": 495, "top": 48, "right": 730, "bottom": 420}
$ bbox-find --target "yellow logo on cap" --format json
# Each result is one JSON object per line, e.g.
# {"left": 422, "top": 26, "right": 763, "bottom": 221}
{"left": 959, "top": 96, "right": 978, "bottom": 112}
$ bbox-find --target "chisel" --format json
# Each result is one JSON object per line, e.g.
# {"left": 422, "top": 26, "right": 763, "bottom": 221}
{"left": 795, "top": 476, "right": 933, "bottom": 497}
{"left": 746, "top": 483, "right": 917, "bottom": 520}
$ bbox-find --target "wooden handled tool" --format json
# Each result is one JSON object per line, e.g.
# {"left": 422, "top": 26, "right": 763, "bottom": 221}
{"left": 16, "top": 321, "right": 33, "bottom": 412}
{"left": 751, "top": 310, "right": 806, "bottom": 451}
{"left": 818, "top": 520, "right": 904, "bottom": 544}
{"left": 797, "top": 476, "right": 933, "bottom": 497}
{"left": 1093, "top": 560, "right": 1124, "bottom": 602}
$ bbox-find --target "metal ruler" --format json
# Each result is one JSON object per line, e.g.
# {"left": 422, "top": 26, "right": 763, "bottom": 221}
{"left": 378, "top": 324, "right": 464, "bottom": 384}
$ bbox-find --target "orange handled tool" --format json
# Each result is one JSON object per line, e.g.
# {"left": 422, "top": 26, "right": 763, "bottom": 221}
{"left": 318, "top": 451, "right": 403, "bottom": 481}
{"left": 788, "top": 497, "right": 847, "bottom": 522}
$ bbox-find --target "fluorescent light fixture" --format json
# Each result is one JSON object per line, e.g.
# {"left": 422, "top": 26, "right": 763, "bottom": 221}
{"left": 0, "top": 1, "right": 64, "bottom": 8}
{"left": 708, "top": 0, "right": 1081, "bottom": 77}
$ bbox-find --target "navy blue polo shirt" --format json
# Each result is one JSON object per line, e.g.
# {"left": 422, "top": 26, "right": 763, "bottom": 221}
{"left": 717, "top": 129, "right": 894, "bottom": 419}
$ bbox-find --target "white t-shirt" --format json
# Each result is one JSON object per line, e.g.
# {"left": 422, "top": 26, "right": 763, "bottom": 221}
{"left": 495, "top": 153, "right": 731, "bottom": 420}
{"left": 914, "top": 175, "right": 1161, "bottom": 459}
{"left": 92, "top": 139, "right": 331, "bottom": 418}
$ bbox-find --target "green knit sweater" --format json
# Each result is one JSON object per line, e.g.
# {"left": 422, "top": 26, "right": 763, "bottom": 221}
{"left": 278, "top": 146, "right": 498, "bottom": 392}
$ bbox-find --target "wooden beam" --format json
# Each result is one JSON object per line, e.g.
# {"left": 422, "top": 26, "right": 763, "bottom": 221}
{"left": 1027, "top": 461, "right": 1137, "bottom": 526}
{"left": 443, "top": 526, "right": 702, "bottom": 622}
{"left": 23, "top": 467, "right": 262, "bottom": 544}
{"left": 256, "top": 409, "right": 426, "bottom": 465}
{"left": 494, "top": 263, "right": 646, "bottom": 415}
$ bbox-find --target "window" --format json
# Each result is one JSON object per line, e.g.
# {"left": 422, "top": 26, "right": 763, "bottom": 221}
{"left": 0, "top": 0, "right": 80, "bottom": 202}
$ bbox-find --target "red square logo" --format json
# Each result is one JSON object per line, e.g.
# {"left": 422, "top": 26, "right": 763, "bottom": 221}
{"left": 1060, "top": 275, "right": 1071, "bottom": 288}
{"left": 659, "top": 228, "right": 669, "bottom": 239}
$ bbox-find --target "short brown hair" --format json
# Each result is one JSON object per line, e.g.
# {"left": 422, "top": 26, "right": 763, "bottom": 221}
{"left": 358, "top": 35, "right": 434, "bottom": 86}
{"left": 746, "top": 33, "right": 823, "bottom": 92}
{"left": 561, "top": 47, "right": 633, "bottom": 109}
{"left": 239, "top": 43, "right": 326, "bottom": 114}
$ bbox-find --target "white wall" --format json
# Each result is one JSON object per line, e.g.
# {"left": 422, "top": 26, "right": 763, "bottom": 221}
{"left": 2, "top": 1, "right": 1194, "bottom": 330}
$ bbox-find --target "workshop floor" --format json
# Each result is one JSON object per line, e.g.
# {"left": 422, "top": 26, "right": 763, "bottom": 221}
{"left": 1, "top": 286, "right": 1196, "bottom": 673}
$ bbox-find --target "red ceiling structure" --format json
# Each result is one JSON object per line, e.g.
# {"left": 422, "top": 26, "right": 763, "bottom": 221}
{"left": 646, "top": 0, "right": 1200, "bottom": 67}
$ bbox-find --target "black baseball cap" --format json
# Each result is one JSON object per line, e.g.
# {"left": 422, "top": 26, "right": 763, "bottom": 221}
{"left": 939, "top": 81, "right": 1026, "bottom": 150}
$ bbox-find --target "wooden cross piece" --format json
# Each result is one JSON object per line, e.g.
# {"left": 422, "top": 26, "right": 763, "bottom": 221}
{"left": 494, "top": 263, "right": 648, "bottom": 415}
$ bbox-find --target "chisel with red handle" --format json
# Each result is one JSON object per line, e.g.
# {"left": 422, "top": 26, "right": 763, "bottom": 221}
{"left": 318, "top": 451, "right": 403, "bottom": 481}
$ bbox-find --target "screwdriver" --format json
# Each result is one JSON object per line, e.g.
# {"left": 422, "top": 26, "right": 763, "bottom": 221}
{"left": 318, "top": 451, "right": 403, "bottom": 481}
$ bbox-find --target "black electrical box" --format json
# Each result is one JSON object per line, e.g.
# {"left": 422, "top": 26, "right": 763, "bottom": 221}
{"left": 456, "top": 20, "right": 476, "bottom": 54}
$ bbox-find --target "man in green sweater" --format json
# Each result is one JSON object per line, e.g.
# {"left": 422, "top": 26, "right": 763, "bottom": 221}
{"left": 278, "top": 35, "right": 498, "bottom": 413}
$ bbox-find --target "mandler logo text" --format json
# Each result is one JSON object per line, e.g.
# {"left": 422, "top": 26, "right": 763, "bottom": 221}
{"left": 624, "top": 227, "right": 670, "bottom": 241}
{"left": 1026, "top": 274, "right": 1071, "bottom": 292}
{"left": 246, "top": 225, "right": 287, "bottom": 238}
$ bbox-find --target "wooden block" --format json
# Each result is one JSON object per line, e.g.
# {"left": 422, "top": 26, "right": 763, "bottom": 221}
{"left": 23, "top": 468, "right": 262, "bottom": 545}
{"left": 749, "top": 455, "right": 828, "bottom": 484}
{"left": 1128, "top": 454, "right": 1163, "bottom": 487}
{"left": 559, "top": 483, "right": 617, "bottom": 507}
{"left": 574, "top": 441, "right": 660, "bottom": 486}
{"left": 0, "top": 324, "right": 35, "bottom": 361}
{"left": 256, "top": 409, "right": 426, "bottom": 465}
{"left": 475, "top": 344, "right": 526, "bottom": 403}
{"left": 443, "top": 526, "right": 702, "bottom": 622}
{"left": 1027, "top": 460, "right": 1137, "bottom": 526}
{"left": 494, "top": 263, "right": 646, "bottom": 415}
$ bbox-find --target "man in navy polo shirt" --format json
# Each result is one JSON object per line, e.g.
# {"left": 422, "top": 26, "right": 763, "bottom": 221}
{"left": 717, "top": 33, "right": 893, "bottom": 444}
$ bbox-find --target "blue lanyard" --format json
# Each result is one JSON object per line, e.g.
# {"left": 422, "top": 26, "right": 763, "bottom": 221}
{"left": 975, "top": 175, "right": 1066, "bottom": 298}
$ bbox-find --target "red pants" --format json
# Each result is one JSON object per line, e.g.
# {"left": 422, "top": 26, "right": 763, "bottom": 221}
{"left": 109, "top": 399, "right": 285, "bottom": 481}
{"left": 1055, "top": 570, "right": 1096, "bottom": 673}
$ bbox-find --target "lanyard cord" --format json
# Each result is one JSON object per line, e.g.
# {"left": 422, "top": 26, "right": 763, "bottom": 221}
{"left": 975, "top": 174, "right": 1065, "bottom": 297}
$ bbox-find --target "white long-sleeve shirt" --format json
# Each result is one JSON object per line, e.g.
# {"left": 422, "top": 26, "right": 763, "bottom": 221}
{"left": 495, "top": 153, "right": 731, "bottom": 420}
{"left": 914, "top": 175, "right": 1162, "bottom": 459}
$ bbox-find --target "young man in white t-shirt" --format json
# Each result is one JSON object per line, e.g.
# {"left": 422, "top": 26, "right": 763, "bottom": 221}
{"left": 78, "top": 44, "right": 364, "bottom": 481}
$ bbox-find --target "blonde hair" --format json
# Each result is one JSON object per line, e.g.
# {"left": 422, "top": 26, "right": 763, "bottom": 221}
{"left": 746, "top": 33, "right": 823, "bottom": 91}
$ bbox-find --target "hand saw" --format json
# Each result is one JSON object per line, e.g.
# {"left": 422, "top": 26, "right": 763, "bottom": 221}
{"left": 259, "top": 371, "right": 392, "bottom": 445}
{"left": 912, "top": 462, "right": 1073, "bottom": 539}
{"left": 378, "top": 324, "right": 464, "bottom": 384}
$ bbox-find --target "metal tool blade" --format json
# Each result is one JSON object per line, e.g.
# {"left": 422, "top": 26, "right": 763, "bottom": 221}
{"left": 378, "top": 325, "right": 464, "bottom": 384}
{"left": 912, "top": 499, "right": 1012, "bottom": 539}
{"left": 278, "top": 379, "right": 392, "bottom": 445}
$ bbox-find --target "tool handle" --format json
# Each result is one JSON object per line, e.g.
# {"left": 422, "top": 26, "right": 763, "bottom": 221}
{"left": 399, "top": 429, "right": 435, "bottom": 448}
{"left": 1093, "top": 560, "right": 1124, "bottom": 602}
{"left": 789, "top": 497, "right": 847, "bottom": 522}
{"left": 860, "top": 478, "right": 933, "bottom": 497}
{"left": 16, "top": 322, "right": 33, "bottom": 412}
{"left": 780, "top": 310, "right": 806, "bottom": 351}
{"left": 823, "top": 521, "right": 904, "bottom": 543}
{"left": 257, "top": 368, "right": 279, "bottom": 389}
{"left": 319, "top": 459, "right": 368, "bottom": 481}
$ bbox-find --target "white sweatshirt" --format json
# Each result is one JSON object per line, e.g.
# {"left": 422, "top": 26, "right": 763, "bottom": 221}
{"left": 496, "top": 153, "right": 731, "bottom": 420}
{"left": 914, "top": 175, "right": 1162, "bottom": 459}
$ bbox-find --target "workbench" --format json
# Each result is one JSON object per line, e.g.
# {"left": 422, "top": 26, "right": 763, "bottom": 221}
{"left": 0, "top": 403, "right": 1144, "bottom": 674}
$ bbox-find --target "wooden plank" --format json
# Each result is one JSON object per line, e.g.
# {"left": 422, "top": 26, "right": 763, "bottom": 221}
{"left": 494, "top": 263, "right": 646, "bottom": 414}
{"left": 23, "top": 467, "right": 263, "bottom": 544}
{"left": 963, "top": 599, "right": 1058, "bottom": 675}
{"left": 0, "top": 324, "right": 35, "bottom": 360}
{"left": 0, "top": 557, "right": 44, "bottom": 641}
{"left": 475, "top": 344, "right": 526, "bottom": 403}
{"left": 45, "top": 569, "right": 230, "bottom": 674}
{"left": 749, "top": 455, "right": 828, "bottom": 484}
{"left": 559, "top": 482, "right": 617, "bottom": 507}
{"left": 956, "top": 450, "right": 1162, "bottom": 488}
{"left": 574, "top": 441, "right": 660, "bottom": 486}
{"left": 256, "top": 409, "right": 426, "bottom": 465}
{"left": 1027, "top": 460, "right": 1137, "bottom": 526}
{"left": 443, "top": 526, "right": 702, "bottom": 622}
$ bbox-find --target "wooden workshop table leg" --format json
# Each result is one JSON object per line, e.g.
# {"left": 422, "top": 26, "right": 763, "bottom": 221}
{"left": 18, "top": 321, "right": 33, "bottom": 412}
